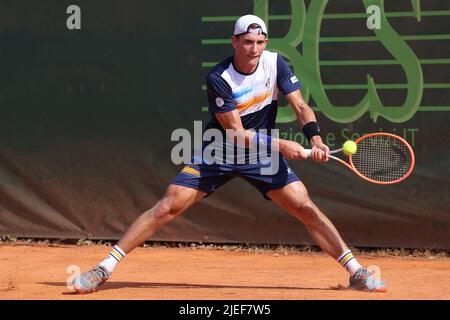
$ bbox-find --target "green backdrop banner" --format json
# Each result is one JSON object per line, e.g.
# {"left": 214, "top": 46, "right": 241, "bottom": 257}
{"left": 0, "top": 0, "right": 449, "bottom": 248}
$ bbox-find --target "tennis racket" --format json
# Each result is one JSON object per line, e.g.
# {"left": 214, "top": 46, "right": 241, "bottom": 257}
{"left": 304, "top": 133, "right": 415, "bottom": 184}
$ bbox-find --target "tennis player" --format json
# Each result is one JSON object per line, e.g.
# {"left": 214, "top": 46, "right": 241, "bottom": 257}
{"left": 72, "top": 14, "right": 386, "bottom": 293}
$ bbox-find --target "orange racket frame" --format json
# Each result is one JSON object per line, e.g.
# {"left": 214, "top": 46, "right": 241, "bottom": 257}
{"left": 305, "top": 133, "right": 415, "bottom": 185}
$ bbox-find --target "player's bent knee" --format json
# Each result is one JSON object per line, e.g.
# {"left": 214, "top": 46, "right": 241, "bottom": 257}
{"left": 148, "top": 199, "right": 180, "bottom": 221}
{"left": 155, "top": 191, "right": 195, "bottom": 219}
{"left": 150, "top": 185, "right": 203, "bottom": 221}
{"left": 293, "top": 199, "right": 321, "bottom": 224}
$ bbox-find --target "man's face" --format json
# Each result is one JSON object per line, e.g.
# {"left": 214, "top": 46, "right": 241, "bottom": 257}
{"left": 232, "top": 32, "right": 268, "bottom": 67}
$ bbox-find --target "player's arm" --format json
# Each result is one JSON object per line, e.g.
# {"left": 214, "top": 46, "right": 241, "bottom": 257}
{"left": 276, "top": 53, "right": 329, "bottom": 162}
{"left": 285, "top": 90, "right": 330, "bottom": 162}
{"left": 207, "top": 71, "right": 307, "bottom": 160}
{"left": 214, "top": 110, "right": 253, "bottom": 147}
{"left": 215, "top": 110, "right": 308, "bottom": 160}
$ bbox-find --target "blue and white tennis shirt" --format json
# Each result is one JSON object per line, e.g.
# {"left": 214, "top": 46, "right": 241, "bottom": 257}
{"left": 200, "top": 50, "right": 301, "bottom": 164}
{"left": 206, "top": 50, "right": 301, "bottom": 132}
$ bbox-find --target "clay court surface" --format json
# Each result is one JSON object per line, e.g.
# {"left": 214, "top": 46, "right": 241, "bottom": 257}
{"left": 0, "top": 244, "right": 449, "bottom": 300}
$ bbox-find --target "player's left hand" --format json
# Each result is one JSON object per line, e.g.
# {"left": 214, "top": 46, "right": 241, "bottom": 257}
{"left": 310, "top": 141, "right": 330, "bottom": 163}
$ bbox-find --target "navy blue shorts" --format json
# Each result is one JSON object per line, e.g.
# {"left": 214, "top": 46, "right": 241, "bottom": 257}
{"left": 170, "top": 156, "right": 300, "bottom": 200}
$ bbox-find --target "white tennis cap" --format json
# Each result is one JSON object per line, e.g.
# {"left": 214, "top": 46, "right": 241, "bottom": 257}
{"left": 233, "top": 14, "right": 268, "bottom": 36}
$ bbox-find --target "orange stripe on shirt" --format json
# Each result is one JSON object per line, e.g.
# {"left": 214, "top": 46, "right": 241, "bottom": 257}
{"left": 237, "top": 91, "right": 272, "bottom": 112}
{"left": 181, "top": 166, "right": 200, "bottom": 176}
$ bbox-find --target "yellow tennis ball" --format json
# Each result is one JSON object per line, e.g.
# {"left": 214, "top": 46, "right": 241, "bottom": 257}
{"left": 343, "top": 140, "right": 357, "bottom": 156}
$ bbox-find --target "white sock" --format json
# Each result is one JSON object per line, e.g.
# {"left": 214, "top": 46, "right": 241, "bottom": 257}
{"left": 99, "top": 245, "right": 126, "bottom": 274}
{"left": 337, "top": 250, "right": 363, "bottom": 276}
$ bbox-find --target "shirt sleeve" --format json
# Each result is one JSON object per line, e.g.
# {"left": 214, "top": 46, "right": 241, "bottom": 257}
{"left": 276, "top": 53, "right": 302, "bottom": 95}
{"left": 206, "top": 73, "right": 236, "bottom": 113}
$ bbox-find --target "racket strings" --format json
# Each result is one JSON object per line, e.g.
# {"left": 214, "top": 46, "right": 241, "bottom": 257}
{"left": 351, "top": 136, "right": 413, "bottom": 183}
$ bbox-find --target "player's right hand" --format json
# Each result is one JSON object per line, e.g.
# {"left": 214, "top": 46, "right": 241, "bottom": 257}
{"left": 278, "top": 139, "right": 309, "bottom": 160}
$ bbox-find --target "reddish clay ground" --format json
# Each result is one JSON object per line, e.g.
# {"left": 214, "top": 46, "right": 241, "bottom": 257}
{"left": 0, "top": 244, "right": 449, "bottom": 300}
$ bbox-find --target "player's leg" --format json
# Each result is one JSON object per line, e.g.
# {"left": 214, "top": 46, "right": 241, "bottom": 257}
{"left": 116, "top": 184, "right": 207, "bottom": 253}
{"left": 266, "top": 181, "right": 347, "bottom": 259}
{"left": 240, "top": 157, "right": 348, "bottom": 257}
{"left": 266, "top": 181, "right": 386, "bottom": 291}
{"left": 240, "top": 156, "right": 385, "bottom": 292}
{"left": 72, "top": 184, "right": 206, "bottom": 294}
{"left": 72, "top": 161, "right": 234, "bottom": 294}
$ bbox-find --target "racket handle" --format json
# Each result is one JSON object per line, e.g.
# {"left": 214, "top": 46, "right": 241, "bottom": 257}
{"left": 304, "top": 148, "right": 341, "bottom": 157}
{"left": 303, "top": 148, "right": 339, "bottom": 160}
{"left": 304, "top": 149, "right": 312, "bottom": 158}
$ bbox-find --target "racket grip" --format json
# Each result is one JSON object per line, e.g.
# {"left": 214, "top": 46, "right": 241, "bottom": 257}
{"left": 304, "top": 149, "right": 312, "bottom": 158}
